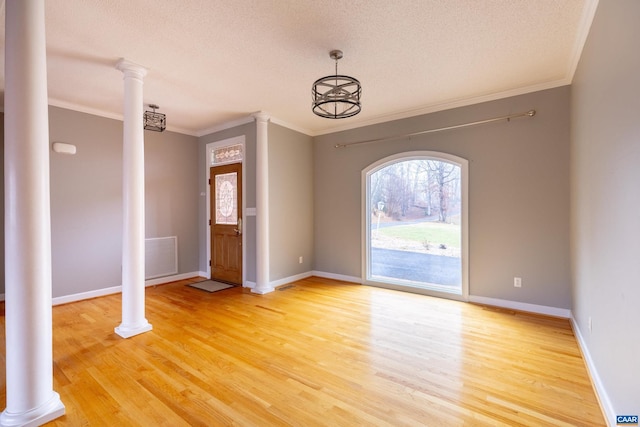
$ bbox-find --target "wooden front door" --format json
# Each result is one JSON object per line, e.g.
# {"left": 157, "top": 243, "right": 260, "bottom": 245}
{"left": 210, "top": 163, "right": 242, "bottom": 285}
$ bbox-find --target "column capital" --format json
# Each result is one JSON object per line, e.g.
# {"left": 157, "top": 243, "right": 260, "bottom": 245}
{"left": 252, "top": 111, "right": 270, "bottom": 123}
{"left": 116, "top": 59, "right": 147, "bottom": 79}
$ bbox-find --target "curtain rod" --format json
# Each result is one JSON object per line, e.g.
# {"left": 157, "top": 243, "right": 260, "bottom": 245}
{"left": 334, "top": 109, "right": 536, "bottom": 149}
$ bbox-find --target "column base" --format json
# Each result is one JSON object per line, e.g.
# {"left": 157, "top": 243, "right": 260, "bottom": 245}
{"left": 0, "top": 392, "right": 65, "bottom": 427}
{"left": 251, "top": 287, "right": 275, "bottom": 295}
{"left": 115, "top": 321, "right": 152, "bottom": 338}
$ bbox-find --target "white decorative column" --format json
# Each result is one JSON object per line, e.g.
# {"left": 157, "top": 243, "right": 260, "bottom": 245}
{"left": 115, "top": 59, "right": 152, "bottom": 338}
{"left": 253, "top": 112, "right": 274, "bottom": 294}
{"left": 1, "top": 0, "right": 66, "bottom": 425}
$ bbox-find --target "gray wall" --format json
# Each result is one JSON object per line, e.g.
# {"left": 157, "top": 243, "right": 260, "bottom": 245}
{"left": 198, "top": 121, "right": 314, "bottom": 284}
{"left": 47, "top": 106, "right": 199, "bottom": 298}
{"left": 0, "top": 114, "right": 3, "bottom": 294}
{"left": 198, "top": 122, "right": 257, "bottom": 282}
{"left": 315, "top": 87, "right": 571, "bottom": 308}
{"left": 570, "top": 0, "right": 640, "bottom": 415}
{"left": 143, "top": 121, "right": 200, "bottom": 274}
{"left": 268, "top": 123, "right": 314, "bottom": 281}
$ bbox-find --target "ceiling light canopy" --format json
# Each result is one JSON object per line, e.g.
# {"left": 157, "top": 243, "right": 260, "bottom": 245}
{"left": 312, "top": 50, "right": 362, "bottom": 119}
{"left": 143, "top": 104, "right": 166, "bottom": 132}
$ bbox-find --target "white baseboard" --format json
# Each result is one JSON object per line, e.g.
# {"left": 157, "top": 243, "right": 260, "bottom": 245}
{"left": 244, "top": 271, "right": 321, "bottom": 292}
{"left": 244, "top": 271, "right": 357, "bottom": 291}
{"left": 243, "top": 281, "right": 275, "bottom": 294}
{"left": 570, "top": 313, "right": 615, "bottom": 427}
{"left": 251, "top": 286, "right": 275, "bottom": 295}
{"left": 145, "top": 271, "right": 204, "bottom": 286}
{"left": 270, "top": 271, "right": 313, "bottom": 288}
{"left": 53, "top": 285, "right": 123, "bottom": 306}
{"left": 311, "top": 270, "right": 362, "bottom": 284}
{"left": 468, "top": 295, "right": 571, "bottom": 318}
{"left": 17, "top": 271, "right": 360, "bottom": 305}
{"left": 52, "top": 271, "right": 202, "bottom": 306}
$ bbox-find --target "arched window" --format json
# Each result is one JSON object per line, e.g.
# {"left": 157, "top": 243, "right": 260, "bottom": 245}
{"left": 362, "top": 152, "right": 468, "bottom": 300}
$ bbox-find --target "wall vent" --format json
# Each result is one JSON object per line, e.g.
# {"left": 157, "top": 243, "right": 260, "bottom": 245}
{"left": 145, "top": 236, "right": 178, "bottom": 279}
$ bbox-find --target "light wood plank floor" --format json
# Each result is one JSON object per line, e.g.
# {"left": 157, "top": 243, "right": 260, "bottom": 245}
{"left": 0, "top": 277, "right": 604, "bottom": 426}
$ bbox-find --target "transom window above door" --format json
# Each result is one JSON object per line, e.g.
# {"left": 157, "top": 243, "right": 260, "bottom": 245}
{"left": 210, "top": 143, "right": 243, "bottom": 166}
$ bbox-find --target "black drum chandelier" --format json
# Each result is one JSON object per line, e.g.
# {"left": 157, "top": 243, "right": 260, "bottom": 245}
{"left": 143, "top": 104, "right": 166, "bottom": 132}
{"left": 311, "top": 50, "right": 362, "bottom": 119}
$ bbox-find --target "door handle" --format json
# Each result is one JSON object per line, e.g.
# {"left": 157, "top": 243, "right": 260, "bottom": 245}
{"left": 234, "top": 218, "right": 242, "bottom": 235}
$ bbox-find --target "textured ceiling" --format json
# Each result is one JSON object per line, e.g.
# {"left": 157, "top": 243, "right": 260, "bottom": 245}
{"left": 0, "top": 0, "right": 597, "bottom": 136}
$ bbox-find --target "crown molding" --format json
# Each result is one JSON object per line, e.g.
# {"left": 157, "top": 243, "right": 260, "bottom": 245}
{"left": 311, "top": 78, "right": 572, "bottom": 136}
{"left": 195, "top": 115, "right": 255, "bottom": 137}
{"left": 47, "top": 98, "right": 198, "bottom": 136}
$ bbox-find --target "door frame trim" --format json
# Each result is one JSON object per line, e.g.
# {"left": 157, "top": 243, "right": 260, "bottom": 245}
{"left": 205, "top": 136, "right": 246, "bottom": 285}
{"left": 361, "top": 151, "right": 469, "bottom": 301}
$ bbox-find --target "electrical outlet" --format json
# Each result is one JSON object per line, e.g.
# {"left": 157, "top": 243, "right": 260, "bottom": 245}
{"left": 299, "top": 256, "right": 303, "bottom": 264}
{"left": 588, "top": 317, "right": 592, "bottom": 333}
{"left": 514, "top": 277, "right": 522, "bottom": 288}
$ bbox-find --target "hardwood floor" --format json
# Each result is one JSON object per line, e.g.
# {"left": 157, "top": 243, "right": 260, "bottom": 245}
{"left": 0, "top": 277, "right": 604, "bottom": 426}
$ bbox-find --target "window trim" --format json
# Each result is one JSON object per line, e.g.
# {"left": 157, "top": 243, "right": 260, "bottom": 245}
{"left": 361, "top": 151, "right": 469, "bottom": 301}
